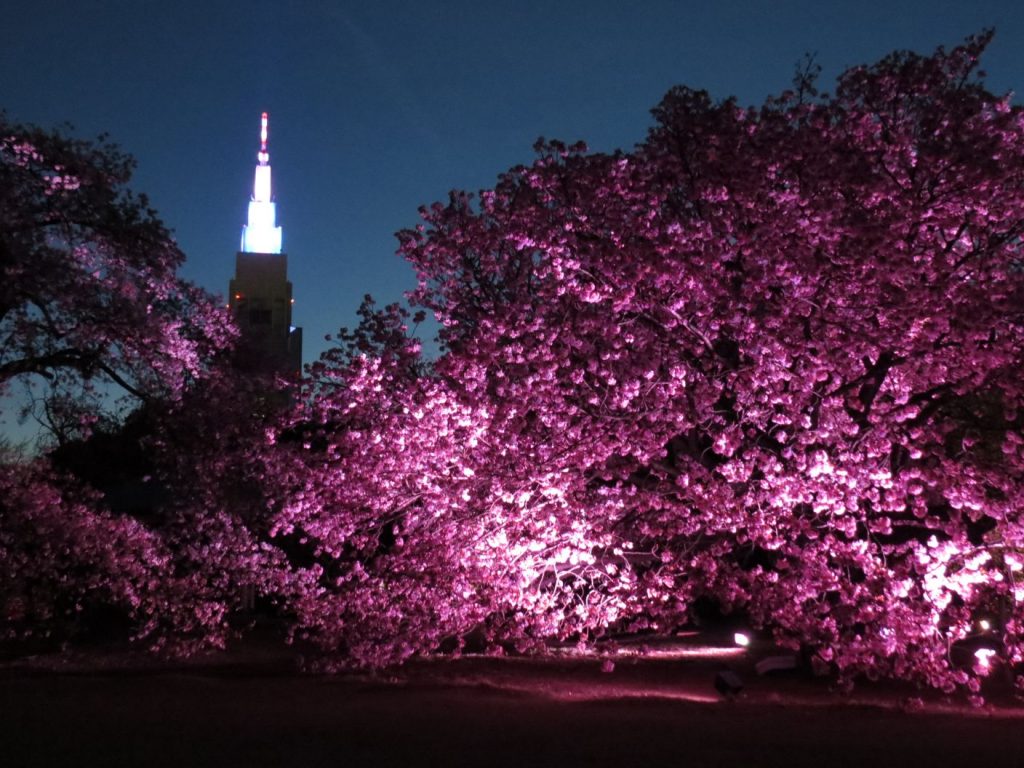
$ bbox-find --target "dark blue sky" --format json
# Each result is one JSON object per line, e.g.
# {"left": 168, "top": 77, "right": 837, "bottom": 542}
{"left": 2, "top": 0, "right": 1022, "bottom": 364}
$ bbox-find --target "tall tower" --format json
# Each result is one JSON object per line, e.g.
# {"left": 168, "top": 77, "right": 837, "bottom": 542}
{"left": 229, "top": 112, "right": 302, "bottom": 375}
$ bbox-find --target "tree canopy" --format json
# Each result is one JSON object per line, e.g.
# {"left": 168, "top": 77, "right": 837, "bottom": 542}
{"left": 277, "top": 33, "right": 1024, "bottom": 697}
{"left": 0, "top": 116, "right": 288, "bottom": 655}
{"left": 4, "top": 34, "right": 1024, "bottom": 702}
{"left": 0, "top": 114, "right": 234, "bottom": 443}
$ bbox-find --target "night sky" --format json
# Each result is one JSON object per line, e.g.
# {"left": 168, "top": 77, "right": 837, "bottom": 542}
{"left": 2, "top": 0, "right": 1022, "bottom": 364}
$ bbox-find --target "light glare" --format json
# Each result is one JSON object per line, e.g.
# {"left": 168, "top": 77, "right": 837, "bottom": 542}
{"left": 974, "top": 647, "right": 997, "bottom": 674}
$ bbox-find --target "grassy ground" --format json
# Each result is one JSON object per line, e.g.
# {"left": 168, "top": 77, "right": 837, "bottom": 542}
{"left": 2, "top": 634, "right": 1023, "bottom": 767}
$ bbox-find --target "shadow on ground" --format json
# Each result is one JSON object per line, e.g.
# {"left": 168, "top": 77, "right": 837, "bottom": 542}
{"left": 2, "top": 633, "right": 1022, "bottom": 767}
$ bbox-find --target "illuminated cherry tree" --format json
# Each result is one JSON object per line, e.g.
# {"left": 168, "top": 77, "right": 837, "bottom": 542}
{"left": 3, "top": 34, "right": 1022, "bottom": 700}
{"left": 281, "top": 34, "right": 1024, "bottom": 697}
{"left": 0, "top": 115, "right": 272, "bottom": 652}
{"left": 0, "top": 114, "right": 235, "bottom": 441}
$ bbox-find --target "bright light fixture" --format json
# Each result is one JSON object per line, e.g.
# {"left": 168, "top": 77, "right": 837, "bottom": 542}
{"left": 974, "top": 647, "right": 997, "bottom": 673}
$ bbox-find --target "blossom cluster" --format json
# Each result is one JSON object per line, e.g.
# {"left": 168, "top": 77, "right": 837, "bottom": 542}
{"left": 275, "top": 34, "right": 1024, "bottom": 694}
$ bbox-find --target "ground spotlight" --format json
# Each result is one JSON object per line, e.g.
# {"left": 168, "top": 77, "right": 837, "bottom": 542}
{"left": 974, "top": 647, "right": 997, "bottom": 675}
{"left": 714, "top": 669, "right": 744, "bottom": 698}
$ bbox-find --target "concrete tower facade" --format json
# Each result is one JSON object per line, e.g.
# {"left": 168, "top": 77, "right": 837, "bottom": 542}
{"left": 228, "top": 112, "right": 302, "bottom": 375}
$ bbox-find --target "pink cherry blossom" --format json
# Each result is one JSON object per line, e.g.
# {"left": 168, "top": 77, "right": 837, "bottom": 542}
{"left": 277, "top": 34, "right": 1024, "bottom": 698}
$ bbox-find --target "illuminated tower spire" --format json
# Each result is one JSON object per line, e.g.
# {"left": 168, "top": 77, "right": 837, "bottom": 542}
{"left": 229, "top": 111, "right": 301, "bottom": 375}
{"left": 240, "top": 111, "right": 283, "bottom": 254}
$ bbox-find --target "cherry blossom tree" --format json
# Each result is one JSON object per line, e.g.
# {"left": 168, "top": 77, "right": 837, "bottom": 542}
{"left": 0, "top": 114, "right": 235, "bottom": 444}
{"left": 280, "top": 33, "right": 1024, "bottom": 698}
{"left": 0, "top": 115, "right": 271, "bottom": 653}
{"left": 6, "top": 34, "right": 1022, "bottom": 701}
